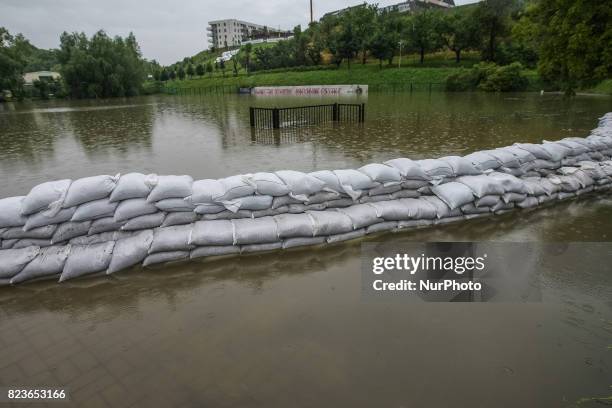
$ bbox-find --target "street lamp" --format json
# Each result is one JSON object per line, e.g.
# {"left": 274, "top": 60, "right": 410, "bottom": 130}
{"left": 398, "top": 40, "right": 404, "bottom": 69}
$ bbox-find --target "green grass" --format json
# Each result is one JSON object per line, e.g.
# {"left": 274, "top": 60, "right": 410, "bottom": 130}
{"left": 584, "top": 79, "right": 612, "bottom": 95}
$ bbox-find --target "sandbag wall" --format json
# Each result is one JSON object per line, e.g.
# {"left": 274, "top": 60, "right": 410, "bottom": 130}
{"left": 1, "top": 113, "right": 612, "bottom": 285}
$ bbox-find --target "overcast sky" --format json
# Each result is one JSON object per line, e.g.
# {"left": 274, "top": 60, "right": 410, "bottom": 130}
{"left": 1, "top": 0, "right": 480, "bottom": 65}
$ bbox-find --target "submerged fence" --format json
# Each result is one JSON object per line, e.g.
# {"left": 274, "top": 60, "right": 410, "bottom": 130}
{"left": 250, "top": 103, "right": 365, "bottom": 129}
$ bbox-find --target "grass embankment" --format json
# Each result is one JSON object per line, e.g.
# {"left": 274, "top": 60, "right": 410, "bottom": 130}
{"left": 585, "top": 79, "right": 612, "bottom": 95}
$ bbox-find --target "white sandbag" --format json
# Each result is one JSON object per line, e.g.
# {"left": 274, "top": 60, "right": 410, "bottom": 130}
{"left": 502, "top": 193, "right": 527, "bottom": 203}
{"left": 492, "top": 201, "right": 515, "bottom": 212}
{"left": 431, "top": 182, "right": 475, "bottom": 210}
{"left": 0, "top": 197, "right": 27, "bottom": 228}
{"left": 421, "top": 196, "right": 462, "bottom": 219}
{"left": 558, "top": 192, "right": 576, "bottom": 200}
{"left": 241, "top": 242, "right": 282, "bottom": 253}
{"left": 155, "top": 198, "right": 195, "bottom": 212}
{"left": 21, "top": 179, "right": 71, "bottom": 216}
{"left": 522, "top": 179, "right": 548, "bottom": 196}
{"left": 503, "top": 146, "right": 537, "bottom": 164}
{"left": 416, "top": 159, "right": 454, "bottom": 178}
{"left": 337, "top": 204, "right": 381, "bottom": 229}
{"left": 359, "top": 194, "right": 393, "bottom": 204}
{"left": 71, "top": 199, "right": 118, "bottom": 222}
{"left": 306, "top": 192, "right": 341, "bottom": 205}
{"left": 13, "top": 239, "right": 52, "bottom": 249}
{"left": 334, "top": 169, "right": 377, "bottom": 199}
{"left": 556, "top": 140, "right": 590, "bottom": 156}
{"left": 247, "top": 173, "right": 290, "bottom": 196}
{"left": 540, "top": 142, "right": 572, "bottom": 161}
{"left": 456, "top": 175, "right": 505, "bottom": 198}
{"left": 215, "top": 175, "right": 255, "bottom": 201}
{"left": 487, "top": 149, "right": 521, "bottom": 168}
{"left": 274, "top": 213, "right": 315, "bottom": 238}
{"left": 1, "top": 239, "right": 17, "bottom": 249}
{"left": 463, "top": 152, "right": 500, "bottom": 171}
{"left": 162, "top": 212, "right": 198, "bottom": 227}
{"left": 326, "top": 198, "right": 354, "bottom": 208}
{"left": 121, "top": 212, "right": 166, "bottom": 231}
{"left": 190, "top": 220, "right": 234, "bottom": 246}
{"left": 435, "top": 216, "right": 465, "bottom": 225}
{"left": 368, "top": 184, "right": 402, "bottom": 196}
{"left": 530, "top": 159, "right": 561, "bottom": 169}
{"left": 149, "top": 225, "right": 194, "bottom": 253}
{"left": 383, "top": 158, "right": 430, "bottom": 180}
{"left": 11, "top": 245, "right": 71, "bottom": 284}
{"left": 63, "top": 175, "right": 119, "bottom": 208}
{"left": 252, "top": 207, "right": 289, "bottom": 218}
{"left": 3, "top": 224, "right": 57, "bottom": 240}
{"left": 109, "top": 173, "right": 156, "bottom": 202}
{"left": 107, "top": 230, "right": 154, "bottom": 274}
{"left": 500, "top": 166, "right": 525, "bottom": 177}
{"left": 309, "top": 170, "right": 343, "bottom": 193}
{"left": 440, "top": 156, "right": 481, "bottom": 176}
{"left": 71, "top": 232, "right": 115, "bottom": 245}
{"left": 191, "top": 179, "right": 225, "bottom": 204}
{"left": 59, "top": 242, "right": 114, "bottom": 282}
{"left": 460, "top": 203, "right": 491, "bottom": 215}
{"left": 147, "top": 175, "right": 193, "bottom": 203}
{"left": 24, "top": 206, "right": 76, "bottom": 231}
{"left": 514, "top": 143, "right": 553, "bottom": 160}
{"left": 282, "top": 236, "right": 326, "bottom": 249}
{"left": 474, "top": 195, "right": 501, "bottom": 208}
{"left": 399, "top": 198, "right": 439, "bottom": 219}
{"left": 202, "top": 210, "right": 252, "bottom": 220}
{"left": 327, "top": 229, "right": 365, "bottom": 243}
{"left": 517, "top": 197, "right": 539, "bottom": 209}
{"left": 398, "top": 219, "right": 434, "bottom": 229}
{"left": 309, "top": 210, "right": 355, "bottom": 236}
{"left": 276, "top": 170, "right": 326, "bottom": 198}
{"left": 401, "top": 180, "right": 429, "bottom": 189}
{"left": 89, "top": 217, "right": 125, "bottom": 235}
{"left": 487, "top": 172, "right": 527, "bottom": 193}
{"left": 190, "top": 245, "right": 240, "bottom": 259}
{"left": 358, "top": 163, "right": 401, "bottom": 183}
{"left": 114, "top": 198, "right": 158, "bottom": 222}
{"left": 272, "top": 195, "right": 303, "bottom": 209}
{"left": 0, "top": 246, "right": 39, "bottom": 279}
{"left": 232, "top": 217, "right": 279, "bottom": 245}
{"left": 194, "top": 203, "right": 227, "bottom": 214}
{"left": 52, "top": 221, "right": 92, "bottom": 244}
{"left": 224, "top": 195, "right": 273, "bottom": 212}
{"left": 143, "top": 251, "right": 189, "bottom": 267}
{"left": 391, "top": 190, "right": 420, "bottom": 199}
{"left": 366, "top": 221, "right": 398, "bottom": 234}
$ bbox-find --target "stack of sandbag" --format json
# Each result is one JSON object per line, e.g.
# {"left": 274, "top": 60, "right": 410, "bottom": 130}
{"left": 2, "top": 113, "right": 612, "bottom": 285}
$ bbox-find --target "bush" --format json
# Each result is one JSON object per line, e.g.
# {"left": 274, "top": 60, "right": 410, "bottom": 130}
{"left": 445, "top": 62, "right": 528, "bottom": 92}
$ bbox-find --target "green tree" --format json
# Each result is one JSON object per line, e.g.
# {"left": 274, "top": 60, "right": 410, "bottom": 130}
{"left": 526, "top": 0, "right": 612, "bottom": 94}
{"left": 405, "top": 10, "right": 443, "bottom": 64}
{"left": 186, "top": 64, "right": 194, "bottom": 78}
{"left": 169, "top": 69, "right": 176, "bottom": 80}
{"left": 206, "top": 61, "right": 214, "bottom": 76}
{"left": 350, "top": 4, "right": 378, "bottom": 64}
{"left": 177, "top": 66, "right": 186, "bottom": 80}
{"left": 0, "top": 27, "right": 27, "bottom": 96}
{"left": 241, "top": 43, "right": 253, "bottom": 74}
{"left": 473, "top": 0, "right": 516, "bottom": 62}
{"left": 195, "top": 63, "right": 205, "bottom": 77}
{"left": 160, "top": 69, "right": 169, "bottom": 81}
{"left": 440, "top": 7, "right": 480, "bottom": 63}
{"left": 220, "top": 59, "right": 226, "bottom": 77}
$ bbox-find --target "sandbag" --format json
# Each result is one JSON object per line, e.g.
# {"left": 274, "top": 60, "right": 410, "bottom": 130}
{"left": 59, "top": 242, "right": 114, "bottom": 282}
{"left": 463, "top": 152, "right": 500, "bottom": 171}
{"left": 327, "top": 229, "right": 365, "bottom": 243}
{"left": 271, "top": 195, "right": 303, "bottom": 209}
{"left": 190, "top": 245, "right": 240, "bottom": 259}
{"left": 71, "top": 232, "right": 115, "bottom": 245}
{"left": 358, "top": 163, "right": 401, "bottom": 183}
{"left": 155, "top": 198, "right": 195, "bottom": 212}
{"left": 307, "top": 210, "right": 354, "bottom": 236}
{"left": 487, "top": 172, "right": 527, "bottom": 193}
{"left": 3, "top": 224, "right": 57, "bottom": 240}
{"left": 397, "top": 219, "right": 434, "bottom": 229}
{"left": 440, "top": 156, "right": 481, "bottom": 176}
{"left": 502, "top": 192, "right": 527, "bottom": 203}
{"left": 540, "top": 142, "right": 572, "bottom": 161}
{"left": 417, "top": 159, "right": 454, "bottom": 178}
{"left": 400, "top": 180, "right": 429, "bottom": 189}
{"left": 24, "top": 207, "right": 76, "bottom": 231}
{"left": 337, "top": 204, "right": 381, "bottom": 229}
{"left": 474, "top": 195, "right": 501, "bottom": 208}
{"left": 282, "top": 236, "right": 326, "bottom": 249}
{"left": 0, "top": 197, "right": 27, "bottom": 228}
{"left": 368, "top": 184, "right": 402, "bottom": 196}
{"left": 216, "top": 175, "right": 255, "bottom": 201}
{"left": 90, "top": 217, "right": 125, "bottom": 234}
{"left": 421, "top": 196, "right": 462, "bottom": 219}
{"left": 107, "top": 230, "right": 154, "bottom": 274}
{"left": 143, "top": 251, "right": 189, "bottom": 267}
{"left": 52, "top": 221, "right": 92, "bottom": 244}
{"left": 191, "top": 179, "right": 225, "bottom": 204}
{"left": 109, "top": 173, "right": 156, "bottom": 202}
{"left": 456, "top": 175, "right": 505, "bottom": 198}
{"left": 194, "top": 203, "right": 227, "bottom": 214}
{"left": 121, "top": 212, "right": 166, "bottom": 231}
{"left": 514, "top": 143, "right": 552, "bottom": 160}
{"left": 13, "top": 239, "right": 52, "bottom": 249}
{"left": 517, "top": 197, "right": 539, "bottom": 209}
{"left": 225, "top": 195, "right": 273, "bottom": 212}
{"left": 241, "top": 242, "right": 282, "bottom": 253}
{"left": 71, "top": 199, "right": 118, "bottom": 222}
{"left": 306, "top": 191, "right": 341, "bottom": 205}
{"left": 63, "top": 175, "right": 119, "bottom": 208}
{"left": 11, "top": 245, "right": 71, "bottom": 284}
{"left": 486, "top": 149, "right": 520, "bottom": 168}
{"left": 431, "top": 182, "right": 475, "bottom": 210}
{"left": 383, "top": 158, "right": 430, "bottom": 180}
{"left": 114, "top": 198, "right": 158, "bottom": 222}
{"left": 232, "top": 217, "right": 279, "bottom": 245}
{"left": 21, "top": 179, "right": 71, "bottom": 216}
{"left": 334, "top": 169, "right": 377, "bottom": 199}
{"left": 274, "top": 213, "right": 315, "bottom": 238}
{"left": 365, "top": 221, "right": 398, "bottom": 234}
{"left": 149, "top": 225, "right": 194, "bottom": 253}
{"left": 162, "top": 212, "right": 198, "bottom": 227}
{"left": 276, "top": 170, "right": 326, "bottom": 197}
{"left": 147, "top": 175, "right": 193, "bottom": 203}
{"left": 190, "top": 220, "right": 234, "bottom": 246}
{"left": 309, "top": 170, "right": 343, "bottom": 193}
{"left": 247, "top": 173, "right": 290, "bottom": 196}
{"left": 0, "top": 246, "right": 40, "bottom": 279}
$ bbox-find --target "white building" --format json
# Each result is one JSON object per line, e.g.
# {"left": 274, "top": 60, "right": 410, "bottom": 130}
{"left": 23, "top": 71, "right": 61, "bottom": 85}
{"left": 207, "top": 19, "right": 291, "bottom": 49}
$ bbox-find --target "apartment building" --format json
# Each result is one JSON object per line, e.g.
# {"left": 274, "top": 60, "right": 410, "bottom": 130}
{"left": 207, "top": 19, "right": 291, "bottom": 49}
{"left": 323, "top": 0, "right": 455, "bottom": 18}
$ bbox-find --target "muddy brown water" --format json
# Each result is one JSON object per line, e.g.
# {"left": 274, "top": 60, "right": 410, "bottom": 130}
{"left": 0, "top": 93, "right": 611, "bottom": 407}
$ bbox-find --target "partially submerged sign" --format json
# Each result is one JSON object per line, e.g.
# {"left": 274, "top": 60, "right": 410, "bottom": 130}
{"left": 251, "top": 85, "right": 368, "bottom": 97}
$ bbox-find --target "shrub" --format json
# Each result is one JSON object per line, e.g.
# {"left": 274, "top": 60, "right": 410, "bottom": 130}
{"left": 445, "top": 62, "right": 528, "bottom": 92}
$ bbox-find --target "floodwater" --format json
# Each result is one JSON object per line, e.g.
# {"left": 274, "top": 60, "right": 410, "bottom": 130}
{"left": 0, "top": 93, "right": 611, "bottom": 407}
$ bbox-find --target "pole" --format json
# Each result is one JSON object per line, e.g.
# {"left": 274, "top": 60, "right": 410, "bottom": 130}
{"left": 398, "top": 40, "right": 403, "bottom": 69}
{"left": 310, "top": 0, "right": 313, "bottom": 24}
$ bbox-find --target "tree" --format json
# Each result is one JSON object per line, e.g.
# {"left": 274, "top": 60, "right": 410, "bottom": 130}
{"left": 160, "top": 69, "right": 169, "bottom": 81}
{"left": 306, "top": 22, "right": 324, "bottom": 65}
{"left": 440, "top": 7, "right": 480, "bottom": 63}
{"left": 206, "top": 62, "right": 214, "bottom": 76}
{"left": 369, "top": 10, "right": 403, "bottom": 67}
{"left": 195, "top": 63, "right": 205, "bottom": 77}
{"left": 473, "top": 0, "right": 516, "bottom": 62}
{"left": 169, "top": 70, "right": 176, "bottom": 80}
{"left": 242, "top": 43, "right": 253, "bottom": 74}
{"left": 350, "top": 4, "right": 378, "bottom": 64}
{"left": 220, "top": 59, "right": 226, "bottom": 77}
{"left": 177, "top": 66, "right": 186, "bottom": 80}
{"left": 526, "top": 0, "right": 612, "bottom": 94}
{"left": 405, "top": 10, "right": 443, "bottom": 64}
{"left": 186, "top": 64, "right": 194, "bottom": 78}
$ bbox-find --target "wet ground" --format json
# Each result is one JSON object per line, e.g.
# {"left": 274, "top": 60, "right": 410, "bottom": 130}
{"left": 0, "top": 92, "right": 611, "bottom": 407}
